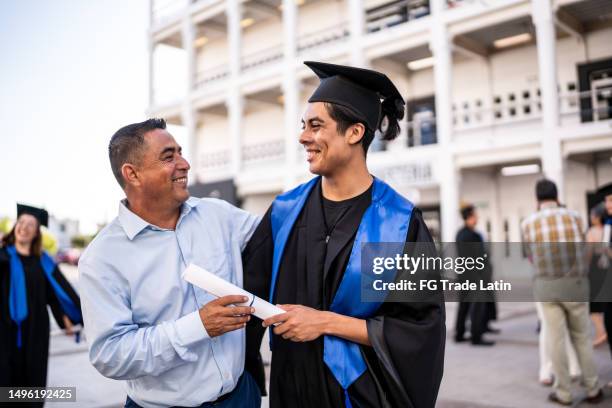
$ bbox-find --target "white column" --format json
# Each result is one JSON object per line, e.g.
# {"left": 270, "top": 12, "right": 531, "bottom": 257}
{"left": 282, "top": 0, "right": 299, "bottom": 190}
{"left": 181, "top": 104, "right": 197, "bottom": 180}
{"left": 227, "top": 0, "right": 242, "bottom": 176}
{"left": 180, "top": 15, "right": 197, "bottom": 179}
{"left": 532, "top": 0, "right": 564, "bottom": 199}
{"left": 431, "top": 0, "right": 459, "bottom": 242}
{"left": 149, "top": 0, "right": 155, "bottom": 107}
{"left": 227, "top": 91, "right": 243, "bottom": 176}
{"left": 148, "top": 39, "right": 156, "bottom": 108}
{"left": 181, "top": 16, "right": 196, "bottom": 95}
{"left": 348, "top": 0, "right": 366, "bottom": 67}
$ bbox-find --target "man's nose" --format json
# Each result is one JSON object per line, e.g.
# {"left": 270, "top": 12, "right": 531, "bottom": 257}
{"left": 299, "top": 129, "right": 311, "bottom": 146}
{"left": 177, "top": 154, "right": 191, "bottom": 171}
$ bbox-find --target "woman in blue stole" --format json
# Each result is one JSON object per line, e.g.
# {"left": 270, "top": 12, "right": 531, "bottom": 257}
{"left": 243, "top": 62, "right": 445, "bottom": 408}
{"left": 0, "top": 204, "right": 82, "bottom": 396}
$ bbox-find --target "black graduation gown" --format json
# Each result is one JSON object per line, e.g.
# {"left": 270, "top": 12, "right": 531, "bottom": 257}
{"left": 0, "top": 247, "right": 81, "bottom": 393}
{"left": 244, "top": 180, "right": 445, "bottom": 408}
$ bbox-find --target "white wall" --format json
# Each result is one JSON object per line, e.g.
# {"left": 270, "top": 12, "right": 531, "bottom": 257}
{"left": 196, "top": 113, "right": 230, "bottom": 153}
{"left": 297, "top": 0, "right": 348, "bottom": 38}
{"left": 243, "top": 103, "right": 284, "bottom": 145}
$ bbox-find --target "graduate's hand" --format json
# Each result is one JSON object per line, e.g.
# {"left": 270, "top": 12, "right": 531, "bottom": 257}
{"left": 62, "top": 315, "right": 75, "bottom": 335}
{"left": 199, "top": 295, "right": 254, "bottom": 338}
{"left": 262, "top": 305, "right": 329, "bottom": 342}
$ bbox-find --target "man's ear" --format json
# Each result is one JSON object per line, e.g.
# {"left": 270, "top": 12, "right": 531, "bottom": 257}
{"left": 121, "top": 163, "right": 141, "bottom": 187}
{"left": 346, "top": 123, "right": 366, "bottom": 146}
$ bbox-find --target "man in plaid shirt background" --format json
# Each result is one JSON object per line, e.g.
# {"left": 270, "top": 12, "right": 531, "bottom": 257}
{"left": 521, "top": 179, "right": 602, "bottom": 405}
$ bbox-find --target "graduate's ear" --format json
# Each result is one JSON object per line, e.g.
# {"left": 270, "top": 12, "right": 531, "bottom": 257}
{"left": 346, "top": 123, "right": 366, "bottom": 146}
{"left": 121, "top": 163, "right": 141, "bottom": 188}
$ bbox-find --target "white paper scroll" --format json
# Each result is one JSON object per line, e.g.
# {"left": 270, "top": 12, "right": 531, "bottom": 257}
{"left": 182, "top": 263, "right": 285, "bottom": 321}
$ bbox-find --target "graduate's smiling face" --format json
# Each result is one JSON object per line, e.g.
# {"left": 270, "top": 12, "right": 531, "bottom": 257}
{"left": 14, "top": 214, "right": 39, "bottom": 246}
{"left": 299, "top": 102, "right": 363, "bottom": 176}
{"left": 128, "top": 129, "right": 191, "bottom": 207}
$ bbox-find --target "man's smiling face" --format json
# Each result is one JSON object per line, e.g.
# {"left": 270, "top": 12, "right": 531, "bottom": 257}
{"left": 299, "top": 102, "right": 355, "bottom": 177}
{"left": 137, "top": 128, "right": 191, "bottom": 207}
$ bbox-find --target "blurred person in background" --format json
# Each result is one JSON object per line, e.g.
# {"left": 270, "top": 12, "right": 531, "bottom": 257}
{"left": 454, "top": 204, "right": 498, "bottom": 346}
{"left": 586, "top": 202, "right": 608, "bottom": 347}
{"left": 0, "top": 204, "right": 81, "bottom": 399}
{"left": 595, "top": 183, "right": 612, "bottom": 388}
{"left": 521, "top": 179, "right": 602, "bottom": 405}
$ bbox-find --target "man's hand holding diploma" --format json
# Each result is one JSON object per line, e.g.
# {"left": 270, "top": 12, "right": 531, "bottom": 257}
{"left": 199, "top": 295, "right": 254, "bottom": 337}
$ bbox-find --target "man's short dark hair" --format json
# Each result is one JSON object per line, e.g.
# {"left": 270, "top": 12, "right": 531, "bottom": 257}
{"left": 460, "top": 204, "right": 475, "bottom": 221}
{"left": 108, "top": 118, "right": 166, "bottom": 188}
{"left": 535, "top": 178, "right": 558, "bottom": 201}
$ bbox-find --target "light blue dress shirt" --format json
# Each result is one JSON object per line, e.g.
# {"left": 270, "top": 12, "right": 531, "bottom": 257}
{"left": 78, "top": 197, "right": 260, "bottom": 408}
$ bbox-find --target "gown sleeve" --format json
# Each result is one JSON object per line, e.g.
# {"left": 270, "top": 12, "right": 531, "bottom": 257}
{"left": 46, "top": 264, "right": 83, "bottom": 328}
{"left": 365, "top": 209, "right": 446, "bottom": 408}
{"left": 243, "top": 207, "right": 274, "bottom": 396}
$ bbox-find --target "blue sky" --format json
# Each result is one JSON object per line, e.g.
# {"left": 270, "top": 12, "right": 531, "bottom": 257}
{"left": 0, "top": 1, "right": 168, "bottom": 233}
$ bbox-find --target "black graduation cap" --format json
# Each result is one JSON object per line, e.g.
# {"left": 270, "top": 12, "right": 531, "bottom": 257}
{"left": 17, "top": 204, "right": 49, "bottom": 227}
{"left": 597, "top": 182, "right": 612, "bottom": 198}
{"left": 305, "top": 61, "right": 405, "bottom": 133}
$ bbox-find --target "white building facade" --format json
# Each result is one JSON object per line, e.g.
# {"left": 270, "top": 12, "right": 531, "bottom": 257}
{"left": 147, "top": 0, "right": 612, "bottom": 242}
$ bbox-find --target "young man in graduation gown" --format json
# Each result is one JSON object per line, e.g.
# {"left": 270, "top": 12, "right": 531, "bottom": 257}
{"left": 243, "top": 61, "right": 446, "bottom": 408}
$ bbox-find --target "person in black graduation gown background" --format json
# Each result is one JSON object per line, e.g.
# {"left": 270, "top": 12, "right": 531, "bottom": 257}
{"left": 0, "top": 204, "right": 82, "bottom": 404}
{"left": 243, "top": 62, "right": 445, "bottom": 408}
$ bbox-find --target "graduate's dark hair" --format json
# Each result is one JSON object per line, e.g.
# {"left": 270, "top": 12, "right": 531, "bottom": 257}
{"left": 324, "top": 100, "right": 402, "bottom": 156}
{"left": 460, "top": 204, "right": 476, "bottom": 221}
{"left": 108, "top": 118, "right": 167, "bottom": 188}
{"left": 2, "top": 217, "right": 43, "bottom": 257}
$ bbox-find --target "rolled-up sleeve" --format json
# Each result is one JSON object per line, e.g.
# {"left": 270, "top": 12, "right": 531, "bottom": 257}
{"left": 79, "top": 259, "right": 208, "bottom": 380}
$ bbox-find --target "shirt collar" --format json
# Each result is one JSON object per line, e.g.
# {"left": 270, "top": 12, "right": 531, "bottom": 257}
{"left": 539, "top": 201, "right": 559, "bottom": 210}
{"left": 118, "top": 197, "right": 200, "bottom": 240}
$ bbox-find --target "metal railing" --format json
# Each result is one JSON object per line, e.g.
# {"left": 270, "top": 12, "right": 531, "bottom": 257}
{"left": 366, "top": 0, "right": 430, "bottom": 33}
{"left": 559, "top": 88, "right": 612, "bottom": 122}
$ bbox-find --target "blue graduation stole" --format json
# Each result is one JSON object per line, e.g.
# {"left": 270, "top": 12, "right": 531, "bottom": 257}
{"left": 7, "top": 246, "right": 82, "bottom": 348}
{"left": 270, "top": 177, "right": 413, "bottom": 407}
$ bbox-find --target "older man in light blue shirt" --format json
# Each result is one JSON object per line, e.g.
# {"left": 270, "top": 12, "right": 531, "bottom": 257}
{"left": 79, "top": 119, "right": 261, "bottom": 408}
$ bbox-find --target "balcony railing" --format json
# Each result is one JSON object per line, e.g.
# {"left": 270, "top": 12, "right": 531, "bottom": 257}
{"left": 199, "top": 150, "right": 230, "bottom": 170}
{"left": 242, "top": 140, "right": 285, "bottom": 164}
{"left": 195, "top": 64, "right": 230, "bottom": 89}
{"left": 193, "top": 23, "right": 351, "bottom": 88}
{"left": 199, "top": 140, "right": 285, "bottom": 174}
{"left": 241, "top": 45, "right": 284, "bottom": 73}
{"left": 366, "top": 0, "right": 430, "bottom": 34}
{"left": 297, "top": 22, "right": 350, "bottom": 53}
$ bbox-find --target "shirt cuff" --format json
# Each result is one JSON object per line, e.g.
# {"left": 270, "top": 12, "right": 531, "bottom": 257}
{"left": 174, "top": 310, "right": 210, "bottom": 347}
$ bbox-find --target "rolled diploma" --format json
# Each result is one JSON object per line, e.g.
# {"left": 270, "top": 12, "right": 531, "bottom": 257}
{"left": 182, "top": 263, "right": 285, "bottom": 321}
